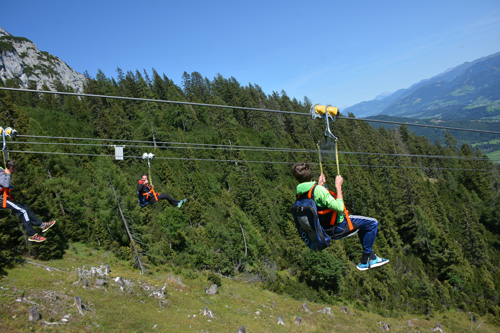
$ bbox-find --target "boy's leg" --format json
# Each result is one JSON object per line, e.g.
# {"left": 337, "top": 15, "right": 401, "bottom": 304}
{"left": 158, "top": 193, "right": 180, "bottom": 206}
{"left": 349, "top": 215, "right": 379, "bottom": 255}
{"left": 6, "top": 200, "right": 42, "bottom": 236}
{"left": 349, "top": 215, "right": 389, "bottom": 270}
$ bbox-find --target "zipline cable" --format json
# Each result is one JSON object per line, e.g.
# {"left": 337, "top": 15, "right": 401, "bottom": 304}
{"left": 2, "top": 87, "right": 498, "bottom": 166}
{"left": 2, "top": 86, "right": 500, "bottom": 135}
{"left": 8, "top": 149, "right": 496, "bottom": 172}
{"left": 0, "top": 87, "right": 304, "bottom": 115}
{"left": 9, "top": 140, "right": 494, "bottom": 161}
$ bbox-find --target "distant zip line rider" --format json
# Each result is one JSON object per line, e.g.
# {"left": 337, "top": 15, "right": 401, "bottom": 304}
{"left": 293, "top": 162, "right": 389, "bottom": 271}
{"left": 0, "top": 160, "right": 55, "bottom": 242}
{"left": 137, "top": 173, "right": 186, "bottom": 208}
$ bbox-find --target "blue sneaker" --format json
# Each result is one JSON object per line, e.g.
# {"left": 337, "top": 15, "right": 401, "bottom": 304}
{"left": 177, "top": 198, "right": 187, "bottom": 209}
{"left": 356, "top": 255, "right": 389, "bottom": 271}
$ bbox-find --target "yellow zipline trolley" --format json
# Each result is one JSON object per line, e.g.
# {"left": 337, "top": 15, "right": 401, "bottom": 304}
{"left": 310, "top": 104, "right": 340, "bottom": 175}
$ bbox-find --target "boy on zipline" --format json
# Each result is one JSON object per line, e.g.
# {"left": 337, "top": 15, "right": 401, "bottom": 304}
{"left": 0, "top": 160, "right": 56, "bottom": 242}
{"left": 137, "top": 173, "right": 186, "bottom": 208}
{"left": 293, "top": 162, "right": 389, "bottom": 271}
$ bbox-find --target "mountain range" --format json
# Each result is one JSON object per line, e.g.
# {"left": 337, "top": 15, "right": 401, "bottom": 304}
{"left": 344, "top": 51, "right": 500, "bottom": 120}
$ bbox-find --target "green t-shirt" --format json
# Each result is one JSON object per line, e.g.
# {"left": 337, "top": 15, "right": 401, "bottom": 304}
{"left": 296, "top": 181, "right": 345, "bottom": 223}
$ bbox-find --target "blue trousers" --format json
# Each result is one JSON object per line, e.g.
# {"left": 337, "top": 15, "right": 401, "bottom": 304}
{"left": 333, "top": 215, "right": 379, "bottom": 254}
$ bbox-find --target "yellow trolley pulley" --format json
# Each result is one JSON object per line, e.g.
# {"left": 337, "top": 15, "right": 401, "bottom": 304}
{"left": 310, "top": 104, "right": 340, "bottom": 175}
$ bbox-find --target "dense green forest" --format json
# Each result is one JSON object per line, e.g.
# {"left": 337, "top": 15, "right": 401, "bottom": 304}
{"left": 0, "top": 69, "right": 499, "bottom": 320}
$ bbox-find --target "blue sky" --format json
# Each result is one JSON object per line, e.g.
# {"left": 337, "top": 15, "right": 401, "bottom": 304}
{"left": 1, "top": 0, "right": 499, "bottom": 108}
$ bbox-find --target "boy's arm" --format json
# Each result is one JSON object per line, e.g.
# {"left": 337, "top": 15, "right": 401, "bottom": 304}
{"left": 0, "top": 171, "right": 11, "bottom": 188}
{"left": 314, "top": 185, "right": 344, "bottom": 212}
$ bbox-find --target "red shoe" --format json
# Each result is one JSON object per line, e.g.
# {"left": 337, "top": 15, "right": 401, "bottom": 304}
{"left": 28, "top": 234, "right": 46, "bottom": 242}
{"left": 41, "top": 220, "right": 56, "bottom": 233}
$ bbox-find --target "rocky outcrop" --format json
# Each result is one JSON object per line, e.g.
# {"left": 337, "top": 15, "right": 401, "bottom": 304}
{"left": 0, "top": 26, "right": 86, "bottom": 93}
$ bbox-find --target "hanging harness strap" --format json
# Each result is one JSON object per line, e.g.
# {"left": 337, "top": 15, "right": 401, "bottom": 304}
{"left": 328, "top": 189, "right": 355, "bottom": 231}
{"left": 317, "top": 137, "right": 341, "bottom": 177}
{"left": 334, "top": 139, "right": 340, "bottom": 176}
{"left": 344, "top": 208, "right": 355, "bottom": 232}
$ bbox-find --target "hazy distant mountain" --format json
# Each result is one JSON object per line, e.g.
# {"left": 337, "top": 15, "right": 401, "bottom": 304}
{"left": 0, "top": 27, "right": 86, "bottom": 92}
{"left": 344, "top": 51, "right": 500, "bottom": 120}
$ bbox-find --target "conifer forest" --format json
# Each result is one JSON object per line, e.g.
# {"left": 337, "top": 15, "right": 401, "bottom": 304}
{"left": 0, "top": 69, "right": 499, "bottom": 318}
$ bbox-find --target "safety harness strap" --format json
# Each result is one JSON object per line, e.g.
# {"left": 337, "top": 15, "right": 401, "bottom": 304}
{"left": 139, "top": 180, "right": 159, "bottom": 202}
{"left": 2, "top": 190, "right": 7, "bottom": 208}
{"left": 0, "top": 187, "right": 10, "bottom": 209}
{"left": 318, "top": 209, "right": 337, "bottom": 226}
{"left": 307, "top": 184, "right": 316, "bottom": 199}
{"left": 152, "top": 188, "right": 159, "bottom": 202}
{"left": 327, "top": 189, "right": 355, "bottom": 231}
{"left": 344, "top": 209, "right": 355, "bottom": 232}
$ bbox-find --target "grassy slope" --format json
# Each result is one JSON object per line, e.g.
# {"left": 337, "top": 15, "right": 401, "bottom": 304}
{"left": 486, "top": 149, "right": 500, "bottom": 162}
{"left": 1, "top": 243, "right": 498, "bottom": 332}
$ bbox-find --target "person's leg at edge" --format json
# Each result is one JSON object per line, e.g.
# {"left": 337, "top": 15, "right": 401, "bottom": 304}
{"left": 8, "top": 201, "right": 42, "bottom": 236}
{"left": 7, "top": 201, "right": 46, "bottom": 242}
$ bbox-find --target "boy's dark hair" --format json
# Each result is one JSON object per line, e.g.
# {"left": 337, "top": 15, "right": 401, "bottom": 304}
{"left": 142, "top": 173, "right": 148, "bottom": 177}
{"left": 293, "top": 162, "right": 312, "bottom": 183}
{"left": 6, "top": 160, "right": 16, "bottom": 169}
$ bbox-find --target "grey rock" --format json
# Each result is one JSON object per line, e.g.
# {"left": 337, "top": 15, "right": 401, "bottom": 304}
{"left": 28, "top": 306, "right": 39, "bottom": 321}
{"left": 205, "top": 284, "right": 217, "bottom": 295}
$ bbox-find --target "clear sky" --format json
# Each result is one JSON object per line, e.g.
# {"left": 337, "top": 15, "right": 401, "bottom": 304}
{"left": 1, "top": 0, "right": 499, "bottom": 108}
